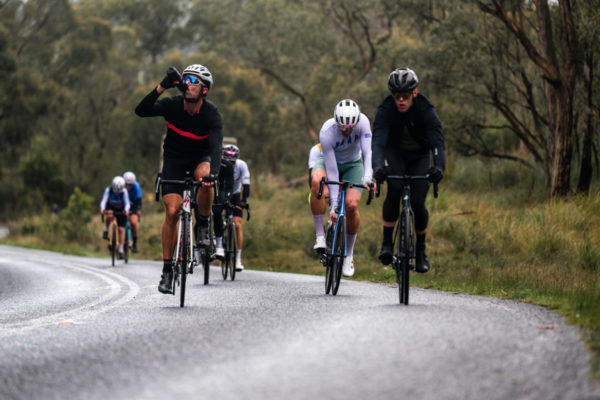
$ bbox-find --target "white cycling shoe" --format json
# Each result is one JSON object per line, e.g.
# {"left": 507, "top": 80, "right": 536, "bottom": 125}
{"left": 215, "top": 246, "right": 225, "bottom": 260}
{"left": 235, "top": 258, "right": 244, "bottom": 271}
{"left": 342, "top": 256, "right": 354, "bottom": 277}
{"left": 313, "top": 235, "right": 326, "bottom": 253}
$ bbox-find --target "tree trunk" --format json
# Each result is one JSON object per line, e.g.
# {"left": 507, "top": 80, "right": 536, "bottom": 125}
{"left": 577, "top": 48, "right": 594, "bottom": 194}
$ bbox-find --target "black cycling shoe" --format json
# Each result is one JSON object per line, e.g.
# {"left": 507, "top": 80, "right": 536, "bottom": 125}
{"left": 158, "top": 272, "right": 174, "bottom": 294}
{"left": 415, "top": 249, "right": 430, "bottom": 273}
{"left": 132, "top": 242, "right": 139, "bottom": 253}
{"left": 378, "top": 243, "right": 393, "bottom": 265}
{"left": 197, "top": 224, "right": 210, "bottom": 248}
{"left": 102, "top": 230, "right": 108, "bottom": 240}
{"left": 118, "top": 252, "right": 124, "bottom": 260}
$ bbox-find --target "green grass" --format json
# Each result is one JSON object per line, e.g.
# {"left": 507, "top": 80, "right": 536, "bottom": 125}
{"left": 2, "top": 167, "right": 599, "bottom": 377}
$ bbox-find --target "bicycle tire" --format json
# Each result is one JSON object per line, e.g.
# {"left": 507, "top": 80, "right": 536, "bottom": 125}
{"left": 229, "top": 222, "right": 237, "bottom": 281}
{"left": 324, "top": 225, "right": 334, "bottom": 294}
{"left": 331, "top": 216, "right": 345, "bottom": 296}
{"left": 110, "top": 223, "right": 117, "bottom": 267}
{"left": 123, "top": 223, "right": 130, "bottom": 264}
{"left": 180, "top": 217, "right": 189, "bottom": 308}
{"left": 221, "top": 225, "right": 228, "bottom": 280}
{"left": 396, "top": 209, "right": 412, "bottom": 305}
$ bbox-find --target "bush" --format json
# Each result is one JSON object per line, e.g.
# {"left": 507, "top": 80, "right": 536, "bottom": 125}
{"left": 59, "top": 187, "right": 94, "bottom": 241}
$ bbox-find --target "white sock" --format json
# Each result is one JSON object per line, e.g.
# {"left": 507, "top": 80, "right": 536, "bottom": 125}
{"left": 119, "top": 244, "right": 124, "bottom": 253}
{"left": 236, "top": 249, "right": 242, "bottom": 260}
{"left": 313, "top": 214, "right": 325, "bottom": 237}
{"left": 216, "top": 237, "right": 222, "bottom": 248}
{"left": 346, "top": 234, "right": 357, "bottom": 258}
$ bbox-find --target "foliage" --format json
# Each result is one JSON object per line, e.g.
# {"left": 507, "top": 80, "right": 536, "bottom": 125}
{"left": 0, "top": 0, "right": 598, "bottom": 220}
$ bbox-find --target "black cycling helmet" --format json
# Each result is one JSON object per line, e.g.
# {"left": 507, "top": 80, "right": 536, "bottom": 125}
{"left": 388, "top": 68, "right": 419, "bottom": 92}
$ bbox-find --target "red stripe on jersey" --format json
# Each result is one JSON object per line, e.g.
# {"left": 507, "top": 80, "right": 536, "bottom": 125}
{"left": 165, "top": 121, "right": 209, "bottom": 140}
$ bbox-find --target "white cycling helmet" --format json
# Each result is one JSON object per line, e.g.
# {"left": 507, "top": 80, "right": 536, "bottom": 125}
{"left": 123, "top": 171, "right": 136, "bottom": 185}
{"left": 112, "top": 176, "right": 125, "bottom": 194}
{"left": 182, "top": 64, "right": 213, "bottom": 89}
{"left": 222, "top": 144, "right": 240, "bottom": 161}
{"left": 334, "top": 99, "right": 361, "bottom": 129}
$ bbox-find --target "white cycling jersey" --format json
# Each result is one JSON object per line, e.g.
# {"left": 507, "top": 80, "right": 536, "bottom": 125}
{"left": 308, "top": 144, "right": 322, "bottom": 169}
{"left": 319, "top": 114, "right": 373, "bottom": 207}
{"left": 232, "top": 159, "right": 250, "bottom": 194}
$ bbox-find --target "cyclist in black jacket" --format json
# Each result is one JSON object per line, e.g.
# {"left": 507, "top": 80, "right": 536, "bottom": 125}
{"left": 135, "top": 64, "right": 223, "bottom": 294}
{"left": 372, "top": 68, "right": 445, "bottom": 273}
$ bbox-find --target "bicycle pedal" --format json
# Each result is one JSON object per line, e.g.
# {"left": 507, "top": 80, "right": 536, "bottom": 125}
{"left": 409, "top": 264, "right": 415, "bottom": 271}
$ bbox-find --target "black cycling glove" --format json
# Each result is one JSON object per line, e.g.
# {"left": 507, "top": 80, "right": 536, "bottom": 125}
{"left": 374, "top": 166, "right": 390, "bottom": 183}
{"left": 427, "top": 166, "right": 444, "bottom": 184}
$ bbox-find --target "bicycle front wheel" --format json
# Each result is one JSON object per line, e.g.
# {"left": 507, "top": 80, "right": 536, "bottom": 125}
{"left": 324, "top": 225, "right": 334, "bottom": 294}
{"left": 331, "top": 216, "right": 345, "bottom": 296}
{"left": 179, "top": 217, "right": 190, "bottom": 308}
{"left": 229, "top": 222, "right": 237, "bottom": 281}
{"left": 110, "top": 223, "right": 117, "bottom": 267}
{"left": 396, "top": 210, "right": 412, "bottom": 305}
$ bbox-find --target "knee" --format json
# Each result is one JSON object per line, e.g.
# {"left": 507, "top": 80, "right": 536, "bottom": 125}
{"left": 164, "top": 207, "right": 179, "bottom": 223}
{"left": 345, "top": 200, "right": 359, "bottom": 216}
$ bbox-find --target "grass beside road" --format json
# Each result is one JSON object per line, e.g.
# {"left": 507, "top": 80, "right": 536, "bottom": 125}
{"left": 2, "top": 168, "right": 599, "bottom": 376}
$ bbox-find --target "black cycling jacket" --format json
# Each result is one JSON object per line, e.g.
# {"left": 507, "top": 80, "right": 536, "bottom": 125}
{"left": 372, "top": 94, "right": 445, "bottom": 173}
{"left": 217, "top": 159, "right": 234, "bottom": 202}
{"left": 135, "top": 89, "right": 223, "bottom": 175}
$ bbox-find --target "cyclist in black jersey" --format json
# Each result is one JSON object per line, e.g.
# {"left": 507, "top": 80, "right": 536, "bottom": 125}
{"left": 135, "top": 64, "right": 223, "bottom": 294}
{"left": 212, "top": 157, "right": 235, "bottom": 259}
{"left": 372, "top": 68, "right": 445, "bottom": 273}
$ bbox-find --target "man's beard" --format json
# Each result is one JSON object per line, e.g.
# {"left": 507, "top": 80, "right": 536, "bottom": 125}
{"left": 184, "top": 92, "right": 202, "bottom": 103}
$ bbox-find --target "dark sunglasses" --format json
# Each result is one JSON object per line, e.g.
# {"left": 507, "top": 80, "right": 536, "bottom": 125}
{"left": 392, "top": 91, "right": 413, "bottom": 100}
{"left": 182, "top": 75, "right": 202, "bottom": 85}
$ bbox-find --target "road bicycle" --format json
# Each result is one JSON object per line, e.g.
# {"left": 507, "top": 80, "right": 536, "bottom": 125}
{"left": 103, "top": 211, "right": 131, "bottom": 266}
{"left": 376, "top": 175, "right": 438, "bottom": 305}
{"left": 317, "top": 177, "right": 373, "bottom": 295}
{"left": 155, "top": 172, "right": 212, "bottom": 307}
{"left": 220, "top": 200, "right": 250, "bottom": 281}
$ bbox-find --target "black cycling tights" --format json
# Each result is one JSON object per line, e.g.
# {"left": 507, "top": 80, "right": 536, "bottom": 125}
{"left": 212, "top": 204, "right": 224, "bottom": 237}
{"left": 382, "top": 152, "right": 430, "bottom": 232}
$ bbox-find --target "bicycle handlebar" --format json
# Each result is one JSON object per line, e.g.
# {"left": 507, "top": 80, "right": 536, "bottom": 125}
{"left": 223, "top": 200, "right": 251, "bottom": 221}
{"left": 375, "top": 175, "right": 439, "bottom": 199}
{"left": 155, "top": 173, "right": 217, "bottom": 202}
{"left": 317, "top": 177, "right": 374, "bottom": 205}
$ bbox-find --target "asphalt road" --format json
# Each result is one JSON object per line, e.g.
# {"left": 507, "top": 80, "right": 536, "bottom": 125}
{"left": 0, "top": 244, "right": 598, "bottom": 400}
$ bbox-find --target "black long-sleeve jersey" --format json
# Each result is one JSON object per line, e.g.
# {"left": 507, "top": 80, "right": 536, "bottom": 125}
{"left": 372, "top": 94, "right": 445, "bottom": 172}
{"left": 135, "top": 88, "right": 223, "bottom": 175}
{"left": 217, "top": 159, "right": 234, "bottom": 202}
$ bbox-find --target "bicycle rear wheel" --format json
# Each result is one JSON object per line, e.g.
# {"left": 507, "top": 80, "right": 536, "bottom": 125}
{"left": 331, "top": 216, "right": 345, "bottom": 296}
{"left": 179, "top": 217, "right": 190, "bottom": 308}
{"left": 229, "top": 222, "right": 237, "bottom": 281}
{"left": 110, "top": 223, "right": 117, "bottom": 267}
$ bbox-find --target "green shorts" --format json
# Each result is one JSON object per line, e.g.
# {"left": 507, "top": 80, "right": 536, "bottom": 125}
{"left": 313, "top": 157, "right": 364, "bottom": 193}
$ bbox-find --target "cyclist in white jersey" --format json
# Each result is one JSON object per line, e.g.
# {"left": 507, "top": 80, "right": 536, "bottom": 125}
{"left": 317, "top": 99, "right": 373, "bottom": 277}
{"left": 223, "top": 145, "right": 251, "bottom": 271}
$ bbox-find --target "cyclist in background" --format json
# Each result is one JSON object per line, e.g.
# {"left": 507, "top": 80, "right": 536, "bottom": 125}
{"left": 135, "top": 63, "right": 222, "bottom": 294}
{"left": 372, "top": 67, "right": 445, "bottom": 273}
{"left": 308, "top": 143, "right": 329, "bottom": 253}
{"left": 123, "top": 171, "right": 142, "bottom": 253}
{"left": 319, "top": 99, "right": 373, "bottom": 277}
{"left": 212, "top": 156, "right": 235, "bottom": 260}
{"left": 222, "top": 145, "right": 250, "bottom": 271}
{"left": 100, "top": 176, "right": 130, "bottom": 259}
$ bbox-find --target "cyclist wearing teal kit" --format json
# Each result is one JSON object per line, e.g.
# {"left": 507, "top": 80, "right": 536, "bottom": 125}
{"left": 318, "top": 99, "right": 373, "bottom": 277}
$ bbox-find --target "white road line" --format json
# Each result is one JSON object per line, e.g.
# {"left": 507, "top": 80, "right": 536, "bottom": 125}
{"left": 1, "top": 256, "right": 140, "bottom": 334}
